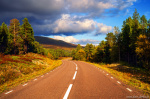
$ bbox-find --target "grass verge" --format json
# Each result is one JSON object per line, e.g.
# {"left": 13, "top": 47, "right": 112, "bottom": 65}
{"left": 88, "top": 62, "right": 150, "bottom": 95}
{"left": 0, "top": 53, "right": 62, "bottom": 93}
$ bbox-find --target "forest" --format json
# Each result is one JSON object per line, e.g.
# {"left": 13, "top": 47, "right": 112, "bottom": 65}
{"left": 72, "top": 9, "right": 150, "bottom": 70}
{"left": 0, "top": 18, "right": 71, "bottom": 59}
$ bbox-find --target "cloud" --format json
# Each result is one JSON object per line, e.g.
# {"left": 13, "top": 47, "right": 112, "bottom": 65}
{"left": 96, "top": 23, "right": 113, "bottom": 35}
{"left": 53, "top": 36, "right": 100, "bottom": 45}
{"left": 54, "top": 36, "right": 79, "bottom": 43}
{"left": 33, "top": 14, "right": 112, "bottom": 35}
{"left": 0, "top": 0, "right": 136, "bottom": 36}
{"left": 53, "top": 14, "right": 96, "bottom": 34}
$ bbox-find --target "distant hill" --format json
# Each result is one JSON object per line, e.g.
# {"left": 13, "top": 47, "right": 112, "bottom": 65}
{"left": 34, "top": 36, "right": 77, "bottom": 50}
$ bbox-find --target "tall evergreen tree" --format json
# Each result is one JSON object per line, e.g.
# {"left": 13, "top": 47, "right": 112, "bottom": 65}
{"left": 0, "top": 22, "right": 9, "bottom": 53}
{"left": 84, "top": 43, "right": 94, "bottom": 61}
{"left": 122, "top": 24, "right": 131, "bottom": 63}
{"left": 104, "top": 42, "right": 111, "bottom": 64}
{"left": 21, "top": 18, "right": 35, "bottom": 53}
{"left": 9, "top": 18, "right": 23, "bottom": 54}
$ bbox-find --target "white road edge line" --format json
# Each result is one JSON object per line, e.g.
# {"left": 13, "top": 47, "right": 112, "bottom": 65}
{"left": 117, "top": 81, "right": 121, "bottom": 84}
{"left": 63, "top": 84, "right": 73, "bottom": 99}
{"left": 111, "top": 77, "right": 114, "bottom": 79}
{"left": 126, "top": 88, "right": 132, "bottom": 92}
{"left": 34, "top": 79, "right": 37, "bottom": 81}
{"left": 73, "top": 71, "right": 77, "bottom": 80}
{"left": 5, "top": 90, "right": 13, "bottom": 94}
{"left": 23, "top": 83, "right": 28, "bottom": 86}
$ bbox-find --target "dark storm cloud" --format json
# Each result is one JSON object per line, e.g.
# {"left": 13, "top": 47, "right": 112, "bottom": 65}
{"left": 0, "top": 0, "right": 137, "bottom": 36}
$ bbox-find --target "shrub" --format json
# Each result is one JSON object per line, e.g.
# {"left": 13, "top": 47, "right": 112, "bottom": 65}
{"left": 0, "top": 66, "right": 21, "bottom": 85}
{"left": 19, "top": 66, "right": 33, "bottom": 74}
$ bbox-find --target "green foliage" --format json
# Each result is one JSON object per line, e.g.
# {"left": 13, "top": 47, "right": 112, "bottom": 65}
{"left": 72, "top": 9, "right": 150, "bottom": 70}
{"left": 75, "top": 49, "right": 86, "bottom": 61}
{"left": 21, "top": 18, "right": 35, "bottom": 53}
{"left": 84, "top": 43, "right": 94, "bottom": 61}
{"left": 0, "top": 23, "right": 9, "bottom": 54}
{"left": 0, "top": 18, "right": 45, "bottom": 56}
{"left": 136, "top": 34, "right": 150, "bottom": 69}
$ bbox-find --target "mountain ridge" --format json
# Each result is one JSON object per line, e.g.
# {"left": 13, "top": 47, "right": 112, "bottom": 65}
{"left": 34, "top": 36, "right": 77, "bottom": 49}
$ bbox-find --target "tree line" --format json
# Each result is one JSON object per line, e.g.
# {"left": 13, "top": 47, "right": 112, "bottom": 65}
{"left": 0, "top": 18, "right": 71, "bottom": 59}
{"left": 72, "top": 9, "right": 150, "bottom": 70}
{"left": 0, "top": 18, "right": 39, "bottom": 54}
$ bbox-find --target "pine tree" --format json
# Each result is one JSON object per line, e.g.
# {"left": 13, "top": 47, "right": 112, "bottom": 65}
{"left": 104, "top": 42, "right": 111, "bottom": 64}
{"left": 21, "top": 18, "right": 35, "bottom": 53}
{"left": 0, "top": 22, "right": 9, "bottom": 53}
{"left": 122, "top": 24, "right": 131, "bottom": 63}
{"left": 84, "top": 43, "right": 94, "bottom": 61}
{"left": 9, "top": 18, "right": 23, "bottom": 54}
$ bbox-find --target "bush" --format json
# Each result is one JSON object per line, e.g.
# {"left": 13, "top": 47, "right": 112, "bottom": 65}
{"left": 0, "top": 66, "right": 21, "bottom": 85}
{"left": 19, "top": 66, "right": 33, "bottom": 74}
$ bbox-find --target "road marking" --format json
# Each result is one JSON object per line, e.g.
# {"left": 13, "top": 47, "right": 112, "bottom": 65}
{"left": 111, "top": 77, "right": 114, "bottom": 79}
{"left": 41, "top": 75, "right": 44, "bottom": 77}
{"left": 126, "top": 88, "right": 132, "bottom": 92}
{"left": 5, "top": 90, "right": 13, "bottom": 94}
{"left": 76, "top": 67, "right": 78, "bottom": 70}
{"left": 63, "top": 84, "right": 73, "bottom": 99}
{"left": 106, "top": 74, "right": 109, "bottom": 75}
{"left": 34, "top": 79, "right": 37, "bottom": 81}
{"left": 23, "top": 83, "right": 28, "bottom": 86}
{"left": 73, "top": 62, "right": 77, "bottom": 67}
{"left": 117, "top": 81, "right": 121, "bottom": 84}
{"left": 73, "top": 71, "right": 77, "bottom": 80}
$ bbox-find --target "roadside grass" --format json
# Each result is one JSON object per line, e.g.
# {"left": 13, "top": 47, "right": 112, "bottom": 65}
{"left": 0, "top": 53, "right": 62, "bottom": 93}
{"left": 89, "top": 62, "right": 150, "bottom": 95}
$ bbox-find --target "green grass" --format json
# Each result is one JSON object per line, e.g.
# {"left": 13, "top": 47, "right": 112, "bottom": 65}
{"left": 0, "top": 53, "right": 62, "bottom": 93}
{"left": 88, "top": 62, "right": 150, "bottom": 95}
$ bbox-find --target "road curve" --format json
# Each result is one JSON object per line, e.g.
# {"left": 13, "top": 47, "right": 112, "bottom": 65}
{"left": 0, "top": 59, "right": 142, "bottom": 99}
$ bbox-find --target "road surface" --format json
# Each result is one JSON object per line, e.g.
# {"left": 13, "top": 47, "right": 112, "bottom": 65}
{"left": 0, "top": 59, "right": 142, "bottom": 99}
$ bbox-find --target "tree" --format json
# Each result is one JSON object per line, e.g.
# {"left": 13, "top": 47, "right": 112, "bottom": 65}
{"left": 9, "top": 19, "right": 23, "bottom": 54}
{"left": 84, "top": 43, "right": 94, "bottom": 61}
{"left": 122, "top": 24, "right": 131, "bottom": 63}
{"left": 71, "top": 49, "right": 76, "bottom": 60}
{"left": 105, "top": 32, "right": 115, "bottom": 47}
{"left": 104, "top": 42, "right": 111, "bottom": 64}
{"left": 140, "top": 15, "right": 147, "bottom": 29}
{"left": 75, "top": 49, "right": 86, "bottom": 61}
{"left": 21, "top": 18, "right": 35, "bottom": 53}
{"left": 0, "top": 23, "right": 9, "bottom": 53}
{"left": 136, "top": 34, "right": 150, "bottom": 69}
{"left": 76, "top": 44, "right": 82, "bottom": 52}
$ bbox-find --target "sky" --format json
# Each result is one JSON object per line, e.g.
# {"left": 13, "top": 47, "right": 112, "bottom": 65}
{"left": 0, "top": 0, "right": 150, "bottom": 46}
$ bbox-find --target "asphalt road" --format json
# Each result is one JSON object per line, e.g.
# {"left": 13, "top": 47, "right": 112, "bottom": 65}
{"left": 0, "top": 59, "right": 142, "bottom": 99}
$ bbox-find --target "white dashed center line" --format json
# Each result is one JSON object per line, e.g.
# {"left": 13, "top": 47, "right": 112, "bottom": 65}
{"left": 126, "top": 88, "right": 132, "bottom": 92}
{"left": 76, "top": 67, "right": 78, "bottom": 70}
{"left": 5, "top": 90, "right": 13, "bottom": 94}
{"left": 73, "top": 71, "right": 77, "bottom": 80}
{"left": 63, "top": 84, "right": 73, "bottom": 99}
{"left": 111, "top": 77, "right": 114, "bottom": 79}
{"left": 106, "top": 74, "right": 109, "bottom": 75}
